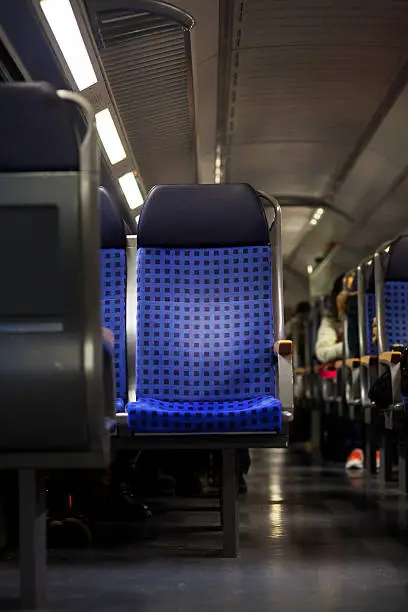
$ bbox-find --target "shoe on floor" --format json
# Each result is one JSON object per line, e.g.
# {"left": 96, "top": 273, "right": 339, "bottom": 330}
{"left": 345, "top": 448, "right": 364, "bottom": 470}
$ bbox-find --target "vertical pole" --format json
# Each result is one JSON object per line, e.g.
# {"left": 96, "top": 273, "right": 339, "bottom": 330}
{"left": 221, "top": 449, "right": 239, "bottom": 558}
{"left": 19, "top": 469, "right": 46, "bottom": 609}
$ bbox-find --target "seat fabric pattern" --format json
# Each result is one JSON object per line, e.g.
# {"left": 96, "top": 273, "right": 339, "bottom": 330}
{"left": 385, "top": 281, "right": 408, "bottom": 349}
{"left": 365, "top": 293, "right": 377, "bottom": 355}
{"left": 127, "top": 245, "right": 281, "bottom": 433}
{"left": 101, "top": 249, "right": 127, "bottom": 405}
{"left": 128, "top": 397, "right": 282, "bottom": 433}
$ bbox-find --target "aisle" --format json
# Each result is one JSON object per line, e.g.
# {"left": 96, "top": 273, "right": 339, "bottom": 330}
{"left": 2, "top": 449, "right": 408, "bottom": 611}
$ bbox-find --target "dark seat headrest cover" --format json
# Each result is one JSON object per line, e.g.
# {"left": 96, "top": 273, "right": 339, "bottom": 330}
{"left": 99, "top": 187, "right": 127, "bottom": 249}
{"left": 138, "top": 184, "right": 270, "bottom": 248}
{"left": 0, "top": 82, "right": 79, "bottom": 172}
{"left": 384, "top": 235, "right": 408, "bottom": 282}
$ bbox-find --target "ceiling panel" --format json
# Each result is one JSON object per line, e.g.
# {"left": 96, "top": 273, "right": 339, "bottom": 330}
{"left": 225, "top": 0, "right": 408, "bottom": 259}
{"left": 229, "top": 142, "right": 348, "bottom": 197}
{"left": 281, "top": 207, "right": 314, "bottom": 257}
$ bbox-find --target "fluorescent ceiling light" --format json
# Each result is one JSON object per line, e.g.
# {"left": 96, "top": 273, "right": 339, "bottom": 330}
{"left": 310, "top": 218, "right": 318, "bottom": 226}
{"left": 95, "top": 108, "right": 126, "bottom": 165}
{"left": 384, "top": 246, "right": 391, "bottom": 253}
{"left": 307, "top": 265, "right": 313, "bottom": 275}
{"left": 40, "top": 0, "right": 97, "bottom": 91}
{"left": 119, "top": 172, "right": 144, "bottom": 209}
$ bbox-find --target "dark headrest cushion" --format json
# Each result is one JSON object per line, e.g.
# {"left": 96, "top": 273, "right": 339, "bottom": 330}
{"left": 99, "top": 187, "right": 127, "bottom": 249}
{"left": 138, "top": 184, "right": 269, "bottom": 248}
{"left": 384, "top": 235, "right": 408, "bottom": 281}
{"left": 0, "top": 82, "right": 79, "bottom": 172}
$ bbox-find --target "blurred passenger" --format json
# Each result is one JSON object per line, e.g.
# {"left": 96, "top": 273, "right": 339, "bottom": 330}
{"left": 315, "top": 274, "right": 345, "bottom": 363}
{"left": 315, "top": 275, "right": 365, "bottom": 470}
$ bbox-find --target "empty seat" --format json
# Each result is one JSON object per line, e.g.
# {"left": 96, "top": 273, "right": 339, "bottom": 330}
{"left": 127, "top": 184, "right": 290, "bottom": 434}
{"left": 376, "top": 236, "right": 408, "bottom": 352}
{"left": 99, "top": 186, "right": 127, "bottom": 412}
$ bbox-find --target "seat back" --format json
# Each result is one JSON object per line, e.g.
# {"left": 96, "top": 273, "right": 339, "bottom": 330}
{"left": 0, "top": 83, "right": 107, "bottom": 463}
{"left": 375, "top": 236, "right": 408, "bottom": 353}
{"left": 99, "top": 187, "right": 127, "bottom": 410}
{"left": 357, "top": 257, "right": 377, "bottom": 357}
{"left": 134, "top": 185, "right": 286, "bottom": 430}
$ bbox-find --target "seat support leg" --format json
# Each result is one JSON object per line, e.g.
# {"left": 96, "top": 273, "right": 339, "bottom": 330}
{"left": 311, "top": 408, "right": 321, "bottom": 462}
{"left": 221, "top": 449, "right": 239, "bottom": 558}
{"left": 379, "top": 430, "right": 393, "bottom": 485}
{"left": 398, "top": 433, "right": 408, "bottom": 494}
{"left": 365, "top": 422, "right": 377, "bottom": 475}
{"left": 19, "top": 469, "right": 46, "bottom": 610}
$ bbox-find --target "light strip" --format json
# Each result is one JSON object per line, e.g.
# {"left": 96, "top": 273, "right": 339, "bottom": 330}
{"left": 310, "top": 207, "right": 325, "bottom": 226}
{"left": 95, "top": 108, "right": 126, "bottom": 165}
{"left": 40, "top": 0, "right": 97, "bottom": 91}
{"left": 119, "top": 172, "right": 144, "bottom": 210}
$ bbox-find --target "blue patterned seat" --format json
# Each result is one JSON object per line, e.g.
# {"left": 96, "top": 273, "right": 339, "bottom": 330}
{"left": 384, "top": 281, "right": 408, "bottom": 349}
{"left": 127, "top": 183, "right": 284, "bottom": 434}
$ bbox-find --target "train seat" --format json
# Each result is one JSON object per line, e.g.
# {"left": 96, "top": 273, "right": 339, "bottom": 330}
{"left": 127, "top": 184, "right": 286, "bottom": 434}
{"left": 375, "top": 236, "right": 408, "bottom": 406}
{"left": 99, "top": 186, "right": 127, "bottom": 413}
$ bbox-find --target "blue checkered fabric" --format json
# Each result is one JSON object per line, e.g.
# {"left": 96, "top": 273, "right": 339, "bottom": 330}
{"left": 127, "top": 246, "right": 282, "bottom": 433}
{"left": 100, "top": 249, "right": 127, "bottom": 406}
{"left": 365, "top": 293, "right": 377, "bottom": 356}
{"left": 384, "top": 281, "right": 408, "bottom": 349}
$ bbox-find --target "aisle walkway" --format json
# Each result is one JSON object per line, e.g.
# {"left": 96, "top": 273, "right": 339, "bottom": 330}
{"left": 2, "top": 450, "right": 408, "bottom": 610}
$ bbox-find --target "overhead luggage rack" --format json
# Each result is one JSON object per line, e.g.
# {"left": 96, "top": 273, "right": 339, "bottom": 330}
{"left": 84, "top": 0, "right": 199, "bottom": 187}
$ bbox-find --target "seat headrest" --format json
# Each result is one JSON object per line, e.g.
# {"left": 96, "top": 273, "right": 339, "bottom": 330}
{"left": 99, "top": 187, "right": 127, "bottom": 249}
{"left": 0, "top": 82, "right": 79, "bottom": 172}
{"left": 138, "top": 184, "right": 269, "bottom": 248}
{"left": 384, "top": 235, "right": 408, "bottom": 281}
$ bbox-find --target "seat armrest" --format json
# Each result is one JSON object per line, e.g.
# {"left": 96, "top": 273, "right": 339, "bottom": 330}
{"left": 295, "top": 367, "right": 305, "bottom": 375}
{"left": 360, "top": 354, "right": 378, "bottom": 366}
{"left": 274, "top": 340, "right": 293, "bottom": 416}
{"left": 379, "top": 351, "right": 402, "bottom": 405}
{"left": 335, "top": 360, "right": 343, "bottom": 369}
{"left": 345, "top": 358, "right": 360, "bottom": 368}
{"left": 274, "top": 340, "right": 292, "bottom": 356}
{"left": 379, "top": 351, "right": 402, "bottom": 365}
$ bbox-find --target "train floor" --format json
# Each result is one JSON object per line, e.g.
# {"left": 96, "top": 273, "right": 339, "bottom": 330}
{"left": 3, "top": 449, "right": 408, "bottom": 610}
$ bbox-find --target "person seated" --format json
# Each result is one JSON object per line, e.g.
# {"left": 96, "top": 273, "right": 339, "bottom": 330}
{"left": 315, "top": 274, "right": 365, "bottom": 470}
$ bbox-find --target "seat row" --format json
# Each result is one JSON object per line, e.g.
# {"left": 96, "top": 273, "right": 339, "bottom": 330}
{"left": 0, "top": 82, "right": 295, "bottom": 607}
{"left": 292, "top": 236, "right": 408, "bottom": 491}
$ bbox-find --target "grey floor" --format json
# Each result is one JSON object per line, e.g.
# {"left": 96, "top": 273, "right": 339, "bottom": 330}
{"left": 3, "top": 449, "right": 408, "bottom": 610}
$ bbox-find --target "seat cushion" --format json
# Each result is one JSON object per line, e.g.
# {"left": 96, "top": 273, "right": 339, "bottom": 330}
{"left": 127, "top": 395, "right": 282, "bottom": 433}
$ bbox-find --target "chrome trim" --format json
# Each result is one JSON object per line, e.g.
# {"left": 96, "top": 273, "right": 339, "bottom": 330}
{"left": 374, "top": 243, "right": 388, "bottom": 355}
{"left": 58, "top": 89, "right": 106, "bottom": 452}
{"left": 357, "top": 257, "right": 369, "bottom": 358}
{"left": 258, "top": 192, "right": 284, "bottom": 341}
{"left": 87, "top": 0, "right": 195, "bottom": 28}
{"left": 126, "top": 235, "right": 138, "bottom": 403}
{"left": 258, "top": 192, "right": 292, "bottom": 412}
